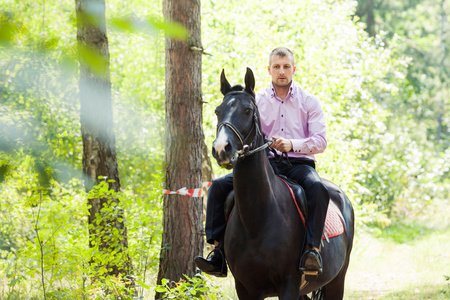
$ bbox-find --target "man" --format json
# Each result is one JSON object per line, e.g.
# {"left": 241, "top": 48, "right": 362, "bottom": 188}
{"left": 195, "top": 47, "right": 329, "bottom": 277}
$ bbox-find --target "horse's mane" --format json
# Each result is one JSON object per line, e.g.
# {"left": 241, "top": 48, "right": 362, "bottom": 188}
{"left": 228, "top": 85, "right": 256, "bottom": 100}
{"left": 230, "top": 85, "right": 244, "bottom": 91}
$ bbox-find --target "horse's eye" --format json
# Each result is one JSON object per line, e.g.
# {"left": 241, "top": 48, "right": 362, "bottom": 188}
{"left": 214, "top": 109, "right": 219, "bottom": 116}
{"left": 245, "top": 108, "right": 251, "bottom": 115}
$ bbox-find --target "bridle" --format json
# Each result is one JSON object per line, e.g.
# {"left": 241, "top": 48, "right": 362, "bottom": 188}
{"left": 216, "top": 91, "right": 273, "bottom": 162}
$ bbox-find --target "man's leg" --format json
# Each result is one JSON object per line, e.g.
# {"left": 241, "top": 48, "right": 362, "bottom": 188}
{"left": 281, "top": 162, "right": 329, "bottom": 275}
{"left": 195, "top": 173, "right": 233, "bottom": 277}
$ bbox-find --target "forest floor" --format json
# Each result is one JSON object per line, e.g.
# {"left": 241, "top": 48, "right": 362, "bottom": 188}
{"left": 215, "top": 200, "right": 450, "bottom": 300}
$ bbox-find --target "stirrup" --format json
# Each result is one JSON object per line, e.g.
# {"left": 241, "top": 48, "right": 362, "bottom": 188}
{"left": 195, "top": 247, "right": 227, "bottom": 277}
{"left": 299, "top": 249, "right": 323, "bottom": 277}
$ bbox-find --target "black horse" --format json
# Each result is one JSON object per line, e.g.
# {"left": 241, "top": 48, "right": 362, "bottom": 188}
{"left": 211, "top": 67, "right": 354, "bottom": 300}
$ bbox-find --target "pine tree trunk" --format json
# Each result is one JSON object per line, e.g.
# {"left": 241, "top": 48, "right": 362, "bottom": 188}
{"left": 75, "top": 0, "right": 132, "bottom": 283}
{"left": 366, "top": 0, "right": 376, "bottom": 37}
{"left": 156, "top": 0, "right": 204, "bottom": 291}
{"left": 356, "top": 0, "right": 376, "bottom": 37}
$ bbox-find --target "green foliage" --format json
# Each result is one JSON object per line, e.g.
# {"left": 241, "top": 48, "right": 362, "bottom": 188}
{"left": 154, "top": 274, "right": 230, "bottom": 299}
{"left": 0, "top": 181, "right": 89, "bottom": 298}
{"left": 356, "top": 0, "right": 450, "bottom": 147}
{"left": 200, "top": 0, "right": 449, "bottom": 222}
{"left": 371, "top": 221, "right": 434, "bottom": 243}
{"left": 1, "top": 0, "right": 449, "bottom": 298}
{"left": 87, "top": 180, "right": 132, "bottom": 279}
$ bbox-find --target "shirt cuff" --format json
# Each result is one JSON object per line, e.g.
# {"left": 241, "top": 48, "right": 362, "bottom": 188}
{"left": 291, "top": 139, "right": 308, "bottom": 154}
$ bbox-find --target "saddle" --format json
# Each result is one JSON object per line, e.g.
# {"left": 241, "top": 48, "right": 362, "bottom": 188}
{"left": 277, "top": 175, "right": 308, "bottom": 226}
{"left": 224, "top": 176, "right": 344, "bottom": 241}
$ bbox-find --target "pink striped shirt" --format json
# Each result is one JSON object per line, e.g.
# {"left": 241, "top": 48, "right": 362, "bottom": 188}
{"left": 256, "top": 81, "right": 327, "bottom": 161}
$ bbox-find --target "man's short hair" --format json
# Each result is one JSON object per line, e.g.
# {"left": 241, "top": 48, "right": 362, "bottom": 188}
{"left": 269, "top": 47, "right": 295, "bottom": 66}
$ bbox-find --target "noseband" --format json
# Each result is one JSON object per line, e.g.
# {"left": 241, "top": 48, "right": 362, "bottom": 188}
{"left": 216, "top": 121, "right": 256, "bottom": 149}
{"left": 216, "top": 91, "right": 273, "bottom": 161}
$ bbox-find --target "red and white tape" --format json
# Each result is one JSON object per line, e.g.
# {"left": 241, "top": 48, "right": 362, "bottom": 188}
{"left": 162, "top": 181, "right": 212, "bottom": 197}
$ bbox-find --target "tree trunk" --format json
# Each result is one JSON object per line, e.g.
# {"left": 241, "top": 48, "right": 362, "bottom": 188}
{"left": 356, "top": 0, "right": 376, "bottom": 37}
{"left": 366, "top": 0, "right": 376, "bottom": 37}
{"left": 202, "top": 140, "right": 213, "bottom": 212}
{"left": 436, "top": 0, "right": 447, "bottom": 142}
{"left": 75, "top": 0, "right": 132, "bottom": 284}
{"left": 156, "top": 0, "right": 203, "bottom": 293}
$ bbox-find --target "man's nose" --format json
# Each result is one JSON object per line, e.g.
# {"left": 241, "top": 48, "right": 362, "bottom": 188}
{"left": 280, "top": 68, "right": 285, "bottom": 74}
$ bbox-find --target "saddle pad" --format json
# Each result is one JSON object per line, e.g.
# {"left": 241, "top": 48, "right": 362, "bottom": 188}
{"left": 322, "top": 202, "right": 344, "bottom": 239}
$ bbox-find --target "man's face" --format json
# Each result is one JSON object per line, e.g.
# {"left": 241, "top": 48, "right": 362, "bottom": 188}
{"left": 268, "top": 55, "right": 296, "bottom": 88}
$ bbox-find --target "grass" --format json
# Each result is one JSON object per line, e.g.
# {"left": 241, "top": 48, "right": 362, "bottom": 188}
{"left": 344, "top": 225, "right": 450, "bottom": 299}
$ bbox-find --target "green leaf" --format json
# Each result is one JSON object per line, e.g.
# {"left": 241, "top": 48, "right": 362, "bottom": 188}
{"left": 148, "top": 17, "right": 189, "bottom": 40}
{"left": 154, "top": 286, "right": 167, "bottom": 293}
{"left": 78, "top": 44, "right": 108, "bottom": 77}
{"left": 109, "top": 15, "right": 188, "bottom": 40}
{"left": 136, "top": 279, "right": 151, "bottom": 289}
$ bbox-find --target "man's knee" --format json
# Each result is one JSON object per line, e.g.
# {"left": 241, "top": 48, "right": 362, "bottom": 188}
{"left": 307, "top": 181, "right": 329, "bottom": 204}
{"left": 208, "top": 177, "right": 231, "bottom": 199}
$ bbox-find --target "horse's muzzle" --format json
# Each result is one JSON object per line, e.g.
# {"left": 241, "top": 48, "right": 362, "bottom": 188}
{"left": 212, "top": 141, "right": 234, "bottom": 169}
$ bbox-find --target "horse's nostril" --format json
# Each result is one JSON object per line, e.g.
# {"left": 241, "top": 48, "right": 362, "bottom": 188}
{"left": 225, "top": 143, "right": 231, "bottom": 153}
{"left": 212, "top": 147, "right": 217, "bottom": 157}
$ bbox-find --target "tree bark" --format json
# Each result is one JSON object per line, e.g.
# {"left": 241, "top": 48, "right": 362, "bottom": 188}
{"left": 156, "top": 0, "right": 203, "bottom": 293}
{"left": 75, "top": 0, "right": 132, "bottom": 283}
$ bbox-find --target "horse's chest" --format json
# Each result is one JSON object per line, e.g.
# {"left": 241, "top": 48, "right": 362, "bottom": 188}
{"left": 224, "top": 207, "right": 303, "bottom": 286}
{"left": 225, "top": 234, "right": 299, "bottom": 276}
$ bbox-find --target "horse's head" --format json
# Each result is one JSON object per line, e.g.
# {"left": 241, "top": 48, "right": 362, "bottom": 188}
{"left": 212, "top": 67, "right": 260, "bottom": 169}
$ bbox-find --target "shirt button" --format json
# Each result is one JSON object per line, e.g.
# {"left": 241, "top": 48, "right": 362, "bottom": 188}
{"left": 281, "top": 129, "right": 284, "bottom": 131}
{"left": 281, "top": 114, "right": 284, "bottom": 117}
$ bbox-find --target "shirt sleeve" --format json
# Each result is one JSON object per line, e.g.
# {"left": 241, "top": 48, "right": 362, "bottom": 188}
{"left": 290, "top": 95, "right": 327, "bottom": 155}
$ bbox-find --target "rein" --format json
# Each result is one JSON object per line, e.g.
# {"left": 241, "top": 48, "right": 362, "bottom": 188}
{"left": 231, "top": 139, "right": 274, "bottom": 162}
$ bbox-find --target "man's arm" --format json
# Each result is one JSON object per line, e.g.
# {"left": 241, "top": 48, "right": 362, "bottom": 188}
{"left": 290, "top": 95, "right": 327, "bottom": 155}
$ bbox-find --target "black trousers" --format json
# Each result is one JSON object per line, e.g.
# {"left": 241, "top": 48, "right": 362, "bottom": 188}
{"left": 205, "top": 158, "right": 330, "bottom": 249}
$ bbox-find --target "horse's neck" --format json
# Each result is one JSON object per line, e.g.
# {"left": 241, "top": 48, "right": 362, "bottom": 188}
{"left": 233, "top": 148, "right": 276, "bottom": 225}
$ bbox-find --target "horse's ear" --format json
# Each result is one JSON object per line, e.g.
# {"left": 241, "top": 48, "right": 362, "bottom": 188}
{"left": 220, "top": 69, "right": 232, "bottom": 96}
{"left": 244, "top": 67, "right": 255, "bottom": 95}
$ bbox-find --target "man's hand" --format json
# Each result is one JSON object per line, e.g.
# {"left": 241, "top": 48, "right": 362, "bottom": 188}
{"left": 271, "top": 136, "right": 293, "bottom": 152}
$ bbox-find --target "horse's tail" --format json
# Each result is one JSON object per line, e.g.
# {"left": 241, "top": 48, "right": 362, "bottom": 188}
{"left": 311, "top": 286, "right": 326, "bottom": 300}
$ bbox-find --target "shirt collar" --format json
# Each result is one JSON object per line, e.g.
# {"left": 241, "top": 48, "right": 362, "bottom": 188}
{"left": 270, "top": 81, "right": 296, "bottom": 101}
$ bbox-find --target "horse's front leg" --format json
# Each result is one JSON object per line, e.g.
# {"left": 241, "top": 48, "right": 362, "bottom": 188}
{"left": 279, "top": 276, "right": 301, "bottom": 300}
{"left": 235, "top": 280, "right": 264, "bottom": 300}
